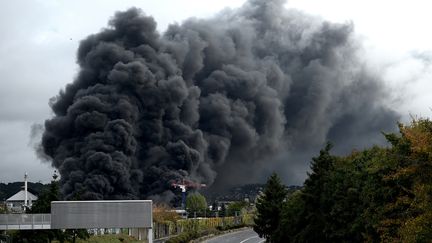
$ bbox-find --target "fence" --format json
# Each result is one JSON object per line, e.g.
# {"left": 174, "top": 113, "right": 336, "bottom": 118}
{"left": 153, "top": 214, "right": 254, "bottom": 239}
{"left": 0, "top": 214, "right": 51, "bottom": 230}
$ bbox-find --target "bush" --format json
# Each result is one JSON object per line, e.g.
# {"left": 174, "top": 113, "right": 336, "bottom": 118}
{"left": 153, "top": 203, "right": 181, "bottom": 223}
{"left": 166, "top": 231, "right": 198, "bottom": 243}
{"left": 216, "top": 223, "right": 245, "bottom": 231}
{"left": 75, "top": 234, "right": 141, "bottom": 243}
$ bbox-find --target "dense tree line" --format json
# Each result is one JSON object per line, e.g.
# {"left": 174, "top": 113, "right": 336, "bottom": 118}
{"left": 0, "top": 182, "right": 47, "bottom": 201}
{"left": 254, "top": 118, "right": 432, "bottom": 242}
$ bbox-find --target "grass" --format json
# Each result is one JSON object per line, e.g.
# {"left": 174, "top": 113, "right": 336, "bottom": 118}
{"left": 75, "top": 234, "right": 145, "bottom": 243}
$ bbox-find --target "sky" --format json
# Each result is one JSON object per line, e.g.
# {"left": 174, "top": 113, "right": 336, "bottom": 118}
{"left": 0, "top": 0, "right": 431, "bottom": 184}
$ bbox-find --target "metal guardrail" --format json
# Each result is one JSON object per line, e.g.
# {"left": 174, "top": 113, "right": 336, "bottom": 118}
{"left": 0, "top": 214, "right": 51, "bottom": 230}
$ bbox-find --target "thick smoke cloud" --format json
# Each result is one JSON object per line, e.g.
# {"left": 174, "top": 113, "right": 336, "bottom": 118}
{"left": 41, "top": 0, "right": 398, "bottom": 200}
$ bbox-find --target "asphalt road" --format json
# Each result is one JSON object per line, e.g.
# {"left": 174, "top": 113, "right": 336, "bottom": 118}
{"left": 203, "top": 228, "right": 265, "bottom": 243}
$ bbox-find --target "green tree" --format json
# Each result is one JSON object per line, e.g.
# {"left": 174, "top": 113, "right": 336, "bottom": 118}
{"left": 320, "top": 148, "right": 384, "bottom": 242}
{"left": 296, "top": 143, "right": 336, "bottom": 242}
{"left": 0, "top": 203, "right": 6, "bottom": 213}
{"left": 227, "top": 201, "right": 248, "bottom": 216}
{"left": 253, "top": 172, "right": 287, "bottom": 242}
{"left": 30, "top": 172, "right": 60, "bottom": 214}
{"left": 258, "top": 118, "right": 432, "bottom": 242}
{"left": 220, "top": 203, "right": 227, "bottom": 217}
{"left": 186, "top": 192, "right": 207, "bottom": 217}
{"left": 274, "top": 191, "right": 305, "bottom": 243}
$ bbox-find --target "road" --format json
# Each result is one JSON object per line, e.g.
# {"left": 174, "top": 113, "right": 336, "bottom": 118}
{"left": 203, "top": 228, "right": 265, "bottom": 243}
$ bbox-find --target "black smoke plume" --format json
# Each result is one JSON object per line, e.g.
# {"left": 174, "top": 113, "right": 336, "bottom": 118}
{"left": 41, "top": 0, "right": 398, "bottom": 200}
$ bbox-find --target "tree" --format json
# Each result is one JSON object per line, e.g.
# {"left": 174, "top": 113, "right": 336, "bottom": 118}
{"left": 294, "top": 143, "right": 336, "bottom": 242}
{"left": 185, "top": 192, "right": 207, "bottom": 217}
{"left": 220, "top": 203, "right": 227, "bottom": 217}
{"left": 253, "top": 118, "right": 432, "bottom": 242}
{"left": 0, "top": 203, "right": 6, "bottom": 213}
{"left": 227, "top": 201, "right": 248, "bottom": 217}
{"left": 30, "top": 172, "right": 60, "bottom": 214}
{"left": 381, "top": 118, "right": 432, "bottom": 242}
{"left": 274, "top": 191, "right": 305, "bottom": 243}
{"left": 211, "top": 201, "right": 218, "bottom": 212}
{"left": 253, "top": 172, "right": 287, "bottom": 242}
{"left": 153, "top": 203, "right": 181, "bottom": 223}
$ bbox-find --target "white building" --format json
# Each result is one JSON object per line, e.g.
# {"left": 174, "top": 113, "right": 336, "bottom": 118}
{"left": 5, "top": 173, "right": 38, "bottom": 212}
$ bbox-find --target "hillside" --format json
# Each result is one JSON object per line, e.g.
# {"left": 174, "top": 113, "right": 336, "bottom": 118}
{"left": 0, "top": 182, "right": 48, "bottom": 201}
{"left": 205, "top": 184, "right": 302, "bottom": 202}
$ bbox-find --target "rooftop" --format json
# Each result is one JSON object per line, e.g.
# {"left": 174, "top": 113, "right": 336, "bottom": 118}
{"left": 6, "top": 189, "right": 38, "bottom": 202}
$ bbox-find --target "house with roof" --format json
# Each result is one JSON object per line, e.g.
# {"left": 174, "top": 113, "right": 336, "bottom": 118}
{"left": 5, "top": 173, "right": 38, "bottom": 213}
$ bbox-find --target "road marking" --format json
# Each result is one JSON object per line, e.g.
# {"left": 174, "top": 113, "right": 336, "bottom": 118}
{"left": 258, "top": 240, "right": 266, "bottom": 243}
{"left": 240, "top": 236, "right": 259, "bottom": 243}
{"left": 203, "top": 228, "right": 252, "bottom": 242}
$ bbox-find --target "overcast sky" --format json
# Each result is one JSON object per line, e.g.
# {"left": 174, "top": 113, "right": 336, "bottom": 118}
{"left": 1, "top": 0, "right": 431, "bottom": 183}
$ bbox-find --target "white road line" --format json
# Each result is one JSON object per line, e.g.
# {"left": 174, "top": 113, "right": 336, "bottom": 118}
{"left": 257, "top": 240, "right": 266, "bottom": 243}
{"left": 240, "top": 236, "right": 259, "bottom": 243}
{"left": 203, "top": 229, "right": 251, "bottom": 242}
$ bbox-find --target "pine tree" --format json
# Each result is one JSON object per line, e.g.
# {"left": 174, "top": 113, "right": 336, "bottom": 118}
{"left": 298, "top": 142, "right": 336, "bottom": 242}
{"left": 253, "top": 173, "right": 287, "bottom": 242}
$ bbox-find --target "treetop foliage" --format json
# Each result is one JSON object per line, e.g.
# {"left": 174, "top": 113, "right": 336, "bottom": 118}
{"left": 254, "top": 172, "right": 287, "bottom": 242}
{"left": 253, "top": 118, "right": 432, "bottom": 243}
{"left": 185, "top": 192, "right": 207, "bottom": 216}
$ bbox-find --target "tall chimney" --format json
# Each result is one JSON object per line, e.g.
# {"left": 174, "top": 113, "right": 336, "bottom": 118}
{"left": 24, "top": 172, "right": 28, "bottom": 207}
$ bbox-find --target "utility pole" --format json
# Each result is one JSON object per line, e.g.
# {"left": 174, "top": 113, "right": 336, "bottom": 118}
{"left": 24, "top": 172, "right": 28, "bottom": 209}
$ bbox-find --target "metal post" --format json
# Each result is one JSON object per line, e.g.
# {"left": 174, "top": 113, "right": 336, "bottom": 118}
{"left": 148, "top": 227, "right": 153, "bottom": 243}
{"left": 24, "top": 173, "right": 28, "bottom": 208}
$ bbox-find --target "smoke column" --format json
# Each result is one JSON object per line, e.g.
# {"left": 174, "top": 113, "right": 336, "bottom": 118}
{"left": 41, "top": 0, "right": 398, "bottom": 200}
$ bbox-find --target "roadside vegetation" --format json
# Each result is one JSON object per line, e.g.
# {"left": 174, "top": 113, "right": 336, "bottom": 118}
{"left": 254, "top": 118, "right": 432, "bottom": 242}
{"left": 153, "top": 203, "right": 181, "bottom": 223}
{"left": 153, "top": 194, "right": 254, "bottom": 243}
{"left": 165, "top": 216, "right": 253, "bottom": 243}
{"left": 75, "top": 234, "right": 142, "bottom": 243}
